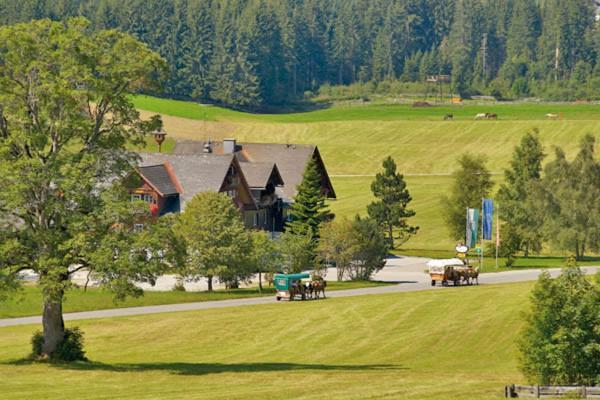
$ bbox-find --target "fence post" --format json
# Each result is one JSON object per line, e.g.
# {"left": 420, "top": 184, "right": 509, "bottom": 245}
{"left": 582, "top": 386, "right": 587, "bottom": 398}
{"left": 534, "top": 384, "right": 540, "bottom": 398}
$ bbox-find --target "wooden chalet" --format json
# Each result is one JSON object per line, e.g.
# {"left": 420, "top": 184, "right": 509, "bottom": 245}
{"left": 129, "top": 138, "right": 336, "bottom": 233}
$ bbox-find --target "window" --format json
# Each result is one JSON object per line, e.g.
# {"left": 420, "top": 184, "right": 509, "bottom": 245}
{"left": 133, "top": 223, "right": 144, "bottom": 232}
{"left": 253, "top": 213, "right": 259, "bottom": 226}
{"left": 143, "top": 194, "right": 156, "bottom": 204}
{"left": 131, "top": 194, "right": 142, "bottom": 202}
{"left": 226, "top": 190, "right": 237, "bottom": 198}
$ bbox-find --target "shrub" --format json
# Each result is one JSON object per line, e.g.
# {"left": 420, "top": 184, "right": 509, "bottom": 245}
{"left": 172, "top": 281, "right": 186, "bottom": 291}
{"left": 31, "top": 327, "right": 87, "bottom": 362}
{"left": 518, "top": 267, "right": 600, "bottom": 385}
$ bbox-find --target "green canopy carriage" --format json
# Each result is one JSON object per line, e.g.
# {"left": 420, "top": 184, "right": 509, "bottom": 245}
{"left": 274, "top": 273, "right": 310, "bottom": 301}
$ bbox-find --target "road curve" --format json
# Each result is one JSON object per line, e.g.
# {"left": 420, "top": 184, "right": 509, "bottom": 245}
{"left": 1, "top": 266, "right": 598, "bottom": 328}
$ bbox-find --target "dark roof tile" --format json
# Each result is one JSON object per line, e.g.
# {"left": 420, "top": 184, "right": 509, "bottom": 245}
{"left": 137, "top": 164, "right": 179, "bottom": 196}
{"left": 140, "top": 153, "right": 234, "bottom": 206}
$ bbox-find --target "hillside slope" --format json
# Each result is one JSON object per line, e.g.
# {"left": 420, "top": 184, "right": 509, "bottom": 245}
{"left": 135, "top": 97, "right": 600, "bottom": 252}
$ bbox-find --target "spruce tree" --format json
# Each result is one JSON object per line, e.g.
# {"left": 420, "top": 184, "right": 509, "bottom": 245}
{"left": 497, "top": 131, "right": 545, "bottom": 256}
{"left": 367, "top": 157, "right": 418, "bottom": 249}
{"left": 286, "top": 158, "right": 330, "bottom": 238}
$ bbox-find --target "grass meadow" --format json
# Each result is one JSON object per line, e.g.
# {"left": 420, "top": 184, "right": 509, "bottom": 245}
{"left": 135, "top": 96, "right": 600, "bottom": 254}
{"left": 0, "top": 281, "right": 391, "bottom": 319}
{"left": 0, "top": 281, "right": 532, "bottom": 400}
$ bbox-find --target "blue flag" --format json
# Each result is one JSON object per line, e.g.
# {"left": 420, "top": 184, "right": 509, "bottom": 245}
{"left": 466, "top": 208, "right": 479, "bottom": 248}
{"left": 482, "top": 198, "right": 494, "bottom": 241}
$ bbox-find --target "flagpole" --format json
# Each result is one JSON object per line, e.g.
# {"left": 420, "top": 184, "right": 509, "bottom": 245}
{"left": 480, "top": 198, "right": 484, "bottom": 270}
{"left": 495, "top": 203, "right": 499, "bottom": 269}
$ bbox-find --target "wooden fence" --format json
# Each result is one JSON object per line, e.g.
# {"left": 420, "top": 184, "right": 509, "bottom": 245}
{"left": 505, "top": 384, "right": 600, "bottom": 398}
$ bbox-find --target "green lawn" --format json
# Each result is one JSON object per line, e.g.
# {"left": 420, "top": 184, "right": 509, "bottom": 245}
{"left": 0, "top": 281, "right": 532, "bottom": 399}
{"left": 0, "top": 281, "right": 391, "bottom": 319}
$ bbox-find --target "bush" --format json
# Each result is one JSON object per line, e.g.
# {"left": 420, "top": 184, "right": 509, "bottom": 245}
{"left": 173, "top": 280, "right": 186, "bottom": 291}
{"left": 519, "top": 268, "right": 600, "bottom": 385}
{"left": 31, "top": 327, "right": 87, "bottom": 362}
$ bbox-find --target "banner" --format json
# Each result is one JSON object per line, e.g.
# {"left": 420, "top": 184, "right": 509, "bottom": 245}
{"left": 482, "top": 198, "right": 494, "bottom": 241}
{"left": 466, "top": 208, "right": 479, "bottom": 248}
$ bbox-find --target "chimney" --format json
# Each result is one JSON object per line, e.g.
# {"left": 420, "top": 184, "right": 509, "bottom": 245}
{"left": 223, "top": 138, "right": 236, "bottom": 154}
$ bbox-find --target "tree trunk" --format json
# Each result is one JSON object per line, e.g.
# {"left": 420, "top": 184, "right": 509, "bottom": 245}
{"left": 258, "top": 271, "right": 262, "bottom": 292}
{"left": 42, "top": 299, "right": 65, "bottom": 357}
{"left": 207, "top": 275, "right": 213, "bottom": 292}
{"left": 388, "top": 224, "right": 394, "bottom": 249}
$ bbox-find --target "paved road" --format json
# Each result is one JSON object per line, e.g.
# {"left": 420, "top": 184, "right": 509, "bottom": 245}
{"left": 1, "top": 266, "right": 598, "bottom": 328}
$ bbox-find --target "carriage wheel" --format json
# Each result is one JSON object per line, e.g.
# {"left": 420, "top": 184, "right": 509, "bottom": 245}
{"left": 276, "top": 297, "right": 281, "bottom": 301}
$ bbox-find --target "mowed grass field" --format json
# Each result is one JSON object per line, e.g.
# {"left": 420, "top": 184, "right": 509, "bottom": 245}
{"left": 0, "top": 282, "right": 531, "bottom": 400}
{"left": 0, "top": 281, "right": 391, "bottom": 319}
{"left": 134, "top": 96, "right": 600, "bottom": 252}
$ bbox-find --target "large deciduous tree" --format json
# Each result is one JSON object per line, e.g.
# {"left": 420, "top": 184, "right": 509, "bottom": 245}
{"left": 442, "top": 154, "right": 493, "bottom": 241}
{"left": 0, "top": 18, "right": 178, "bottom": 358}
{"left": 367, "top": 156, "right": 418, "bottom": 249}
{"left": 174, "top": 192, "right": 251, "bottom": 291}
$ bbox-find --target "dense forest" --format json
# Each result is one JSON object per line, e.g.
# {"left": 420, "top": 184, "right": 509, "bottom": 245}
{"left": 1, "top": 0, "right": 599, "bottom": 108}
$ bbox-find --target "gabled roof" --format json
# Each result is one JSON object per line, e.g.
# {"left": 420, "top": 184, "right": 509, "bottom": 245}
{"left": 140, "top": 153, "right": 235, "bottom": 206}
{"left": 137, "top": 164, "right": 180, "bottom": 196}
{"left": 173, "top": 140, "right": 336, "bottom": 201}
{"left": 239, "top": 162, "right": 284, "bottom": 189}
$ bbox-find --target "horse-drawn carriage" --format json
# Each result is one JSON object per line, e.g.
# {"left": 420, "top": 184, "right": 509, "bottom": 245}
{"left": 274, "top": 273, "right": 327, "bottom": 301}
{"left": 427, "top": 258, "right": 479, "bottom": 286}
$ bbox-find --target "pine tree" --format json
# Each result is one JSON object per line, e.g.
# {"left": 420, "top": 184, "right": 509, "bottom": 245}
{"left": 367, "top": 157, "right": 418, "bottom": 249}
{"left": 286, "top": 158, "right": 330, "bottom": 239}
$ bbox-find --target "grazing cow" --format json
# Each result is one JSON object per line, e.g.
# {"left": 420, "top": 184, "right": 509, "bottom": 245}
{"left": 312, "top": 280, "right": 327, "bottom": 299}
{"left": 443, "top": 114, "right": 454, "bottom": 121}
{"left": 475, "top": 113, "right": 498, "bottom": 120}
{"left": 546, "top": 113, "right": 559, "bottom": 120}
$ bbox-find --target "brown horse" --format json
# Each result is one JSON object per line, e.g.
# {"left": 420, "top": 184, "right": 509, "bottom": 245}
{"left": 289, "top": 281, "right": 306, "bottom": 301}
{"left": 312, "top": 280, "right": 327, "bottom": 299}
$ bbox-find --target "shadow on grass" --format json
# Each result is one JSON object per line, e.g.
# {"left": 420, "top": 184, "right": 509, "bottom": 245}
{"left": 4, "top": 359, "right": 405, "bottom": 376}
